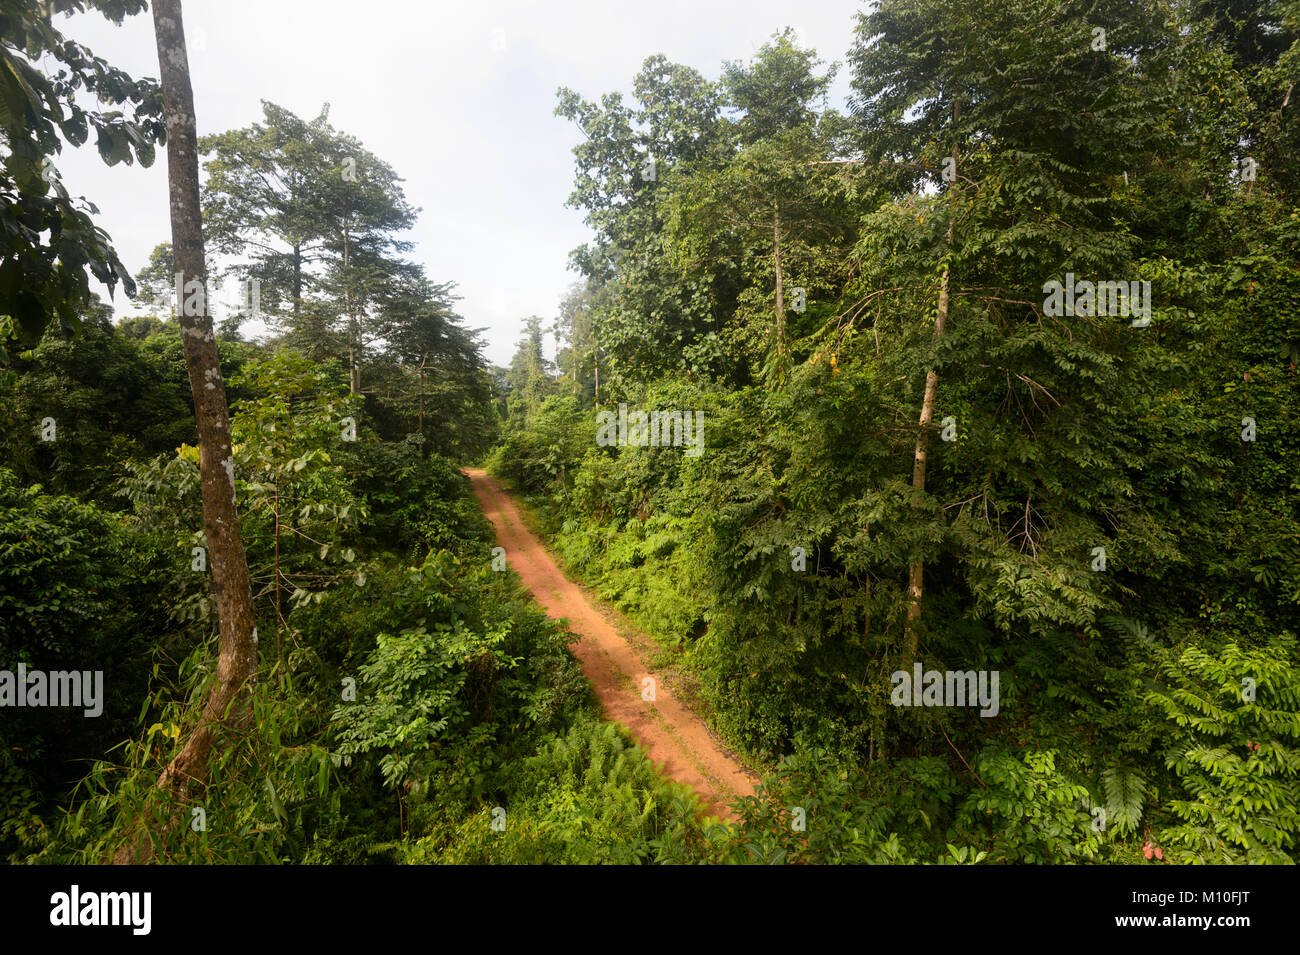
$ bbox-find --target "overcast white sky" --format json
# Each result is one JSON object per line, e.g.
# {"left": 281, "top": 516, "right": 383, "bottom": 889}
{"left": 54, "top": 0, "right": 865, "bottom": 366}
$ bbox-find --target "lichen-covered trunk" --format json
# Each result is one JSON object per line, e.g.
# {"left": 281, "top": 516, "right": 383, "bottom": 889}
{"left": 114, "top": 0, "right": 257, "bottom": 864}
{"left": 292, "top": 240, "right": 302, "bottom": 316}
{"left": 773, "top": 203, "right": 785, "bottom": 362}
{"left": 903, "top": 109, "right": 960, "bottom": 666}
{"left": 903, "top": 268, "right": 949, "bottom": 663}
{"left": 344, "top": 219, "right": 360, "bottom": 394}
{"left": 418, "top": 359, "right": 428, "bottom": 459}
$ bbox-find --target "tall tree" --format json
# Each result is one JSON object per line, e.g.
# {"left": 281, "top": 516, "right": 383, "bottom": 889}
{"left": 132, "top": 240, "right": 174, "bottom": 312}
{"left": 200, "top": 102, "right": 418, "bottom": 392}
{"left": 113, "top": 0, "right": 257, "bottom": 863}
{"left": 200, "top": 101, "right": 335, "bottom": 319}
{"left": 556, "top": 55, "right": 732, "bottom": 387}
{"left": 554, "top": 282, "right": 599, "bottom": 404}
{"left": 374, "top": 269, "right": 495, "bottom": 458}
{"left": 668, "top": 30, "right": 854, "bottom": 384}
{"left": 848, "top": 0, "right": 1178, "bottom": 662}
{"left": 505, "top": 315, "right": 555, "bottom": 424}
{"left": 289, "top": 121, "right": 416, "bottom": 395}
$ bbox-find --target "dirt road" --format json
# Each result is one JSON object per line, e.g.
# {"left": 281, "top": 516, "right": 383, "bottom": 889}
{"left": 463, "top": 468, "right": 757, "bottom": 820}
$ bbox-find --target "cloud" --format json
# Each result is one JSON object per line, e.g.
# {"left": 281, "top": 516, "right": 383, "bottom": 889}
{"left": 53, "top": 0, "right": 864, "bottom": 367}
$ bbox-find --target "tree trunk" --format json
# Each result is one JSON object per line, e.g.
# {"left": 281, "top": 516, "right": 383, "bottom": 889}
{"left": 417, "top": 357, "right": 427, "bottom": 459}
{"left": 274, "top": 481, "right": 282, "bottom": 670}
{"left": 773, "top": 203, "right": 786, "bottom": 368}
{"left": 292, "top": 239, "right": 301, "bottom": 317}
{"left": 903, "top": 103, "right": 960, "bottom": 665}
{"left": 343, "top": 218, "right": 359, "bottom": 394}
{"left": 115, "top": 0, "right": 258, "bottom": 864}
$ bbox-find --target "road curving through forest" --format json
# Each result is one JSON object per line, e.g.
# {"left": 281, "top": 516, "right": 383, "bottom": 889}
{"left": 463, "top": 468, "right": 758, "bottom": 821}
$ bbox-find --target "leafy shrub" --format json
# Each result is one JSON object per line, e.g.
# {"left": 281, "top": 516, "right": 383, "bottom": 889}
{"left": 0, "top": 470, "right": 165, "bottom": 860}
{"left": 402, "top": 719, "right": 707, "bottom": 864}
{"left": 1147, "top": 640, "right": 1300, "bottom": 863}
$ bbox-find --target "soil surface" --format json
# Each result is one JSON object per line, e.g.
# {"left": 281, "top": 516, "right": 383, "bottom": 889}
{"left": 463, "top": 468, "right": 758, "bottom": 820}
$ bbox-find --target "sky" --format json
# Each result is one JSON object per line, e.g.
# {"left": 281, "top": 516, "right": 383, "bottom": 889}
{"left": 53, "top": 0, "right": 866, "bottom": 367}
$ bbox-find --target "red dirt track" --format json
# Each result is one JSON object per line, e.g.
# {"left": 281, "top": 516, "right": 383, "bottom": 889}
{"left": 463, "top": 468, "right": 757, "bottom": 820}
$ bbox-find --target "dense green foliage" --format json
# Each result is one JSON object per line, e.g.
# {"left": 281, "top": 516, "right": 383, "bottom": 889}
{"left": 0, "top": 0, "right": 164, "bottom": 356}
{"left": 1, "top": 323, "right": 717, "bottom": 863}
{"left": 3, "top": 0, "right": 1298, "bottom": 866}
{"left": 489, "top": 0, "right": 1300, "bottom": 863}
